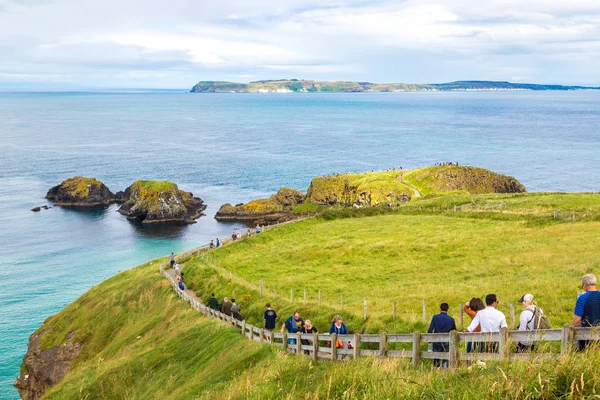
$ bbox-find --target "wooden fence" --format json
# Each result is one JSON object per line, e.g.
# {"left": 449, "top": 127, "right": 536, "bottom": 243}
{"left": 160, "top": 263, "right": 600, "bottom": 366}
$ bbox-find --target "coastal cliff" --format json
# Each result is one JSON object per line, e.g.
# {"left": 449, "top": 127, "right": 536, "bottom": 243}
{"left": 118, "top": 180, "right": 206, "bottom": 224}
{"left": 215, "top": 166, "right": 526, "bottom": 222}
{"left": 46, "top": 177, "right": 119, "bottom": 207}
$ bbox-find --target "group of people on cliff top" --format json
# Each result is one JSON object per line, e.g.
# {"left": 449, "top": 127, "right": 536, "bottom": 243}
{"left": 434, "top": 161, "right": 459, "bottom": 166}
{"left": 426, "top": 273, "right": 600, "bottom": 367}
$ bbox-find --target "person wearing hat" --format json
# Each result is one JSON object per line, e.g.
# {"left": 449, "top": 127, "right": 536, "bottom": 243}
{"left": 517, "top": 293, "right": 537, "bottom": 352}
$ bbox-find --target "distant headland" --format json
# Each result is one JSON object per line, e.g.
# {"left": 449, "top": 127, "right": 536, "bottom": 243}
{"left": 190, "top": 79, "right": 600, "bottom": 93}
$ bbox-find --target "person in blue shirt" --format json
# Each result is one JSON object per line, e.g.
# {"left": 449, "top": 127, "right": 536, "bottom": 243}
{"left": 280, "top": 312, "right": 304, "bottom": 351}
{"left": 428, "top": 302, "right": 457, "bottom": 367}
{"left": 573, "top": 273, "right": 600, "bottom": 350}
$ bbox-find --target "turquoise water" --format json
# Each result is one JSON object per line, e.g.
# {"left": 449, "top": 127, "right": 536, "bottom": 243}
{"left": 1, "top": 90, "right": 599, "bottom": 398}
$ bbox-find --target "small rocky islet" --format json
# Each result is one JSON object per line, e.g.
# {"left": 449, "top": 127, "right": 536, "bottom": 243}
{"left": 215, "top": 166, "right": 526, "bottom": 223}
{"left": 43, "top": 177, "right": 206, "bottom": 224}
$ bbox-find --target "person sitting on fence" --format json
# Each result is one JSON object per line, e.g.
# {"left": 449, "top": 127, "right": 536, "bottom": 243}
{"left": 209, "top": 240, "right": 214, "bottom": 249}
{"left": 464, "top": 297, "right": 485, "bottom": 353}
{"left": 280, "top": 312, "right": 304, "bottom": 352}
{"left": 299, "top": 319, "right": 318, "bottom": 355}
{"left": 169, "top": 252, "right": 175, "bottom": 268}
{"left": 329, "top": 315, "right": 351, "bottom": 352}
{"left": 428, "top": 302, "right": 457, "bottom": 368}
{"left": 573, "top": 273, "right": 600, "bottom": 351}
{"left": 466, "top": 294, "right": 507, "bottom": 352}
{"left": 230, "top": 299, "right": 242, "bottom": 320}
{"left": 207, "top": 293, "right": 219, "bottom": 310}
{"left": 221, "top": 297, "right": 233, "bottom": 316}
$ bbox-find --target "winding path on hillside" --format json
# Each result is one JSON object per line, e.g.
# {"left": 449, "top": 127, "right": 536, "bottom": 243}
{"left": 398, "top": 171, "right": 422, "bottom": 198}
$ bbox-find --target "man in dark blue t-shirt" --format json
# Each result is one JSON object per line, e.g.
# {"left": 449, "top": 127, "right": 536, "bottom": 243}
{"left": 264, "top": 303, "right": 278, "bottom": 330}
{"left": 573, "top": 273, "right": 600, "bottom": 350}
{"left": 428, "top": 302, "right": 457, "bottom": 367}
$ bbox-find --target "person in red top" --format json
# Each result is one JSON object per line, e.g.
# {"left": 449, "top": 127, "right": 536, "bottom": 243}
{"left": 464, "top": 297, "right": 485, "bottom": 353}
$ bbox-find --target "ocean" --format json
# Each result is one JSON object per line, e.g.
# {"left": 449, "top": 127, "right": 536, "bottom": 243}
{"left": 1, "top": 90, "right": 599, "bottom": 398}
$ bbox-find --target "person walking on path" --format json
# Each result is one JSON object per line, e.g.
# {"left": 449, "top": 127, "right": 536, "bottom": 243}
{"left": 466, "top": 294, "right": 507, "bottom": 352}
{"left": 280, "top": 312, "right": 304, "bottom": 351}
{"left": 216, "top": 238, "right": 220, "bottom": 247}
{"left": 209, "top": 240, "right": 214, "bottom": 249}
{"left": 573, "top": 273, "right": 600, "bottom": 350}
{"left": 207, "top": 293, "right": 219, "bottom": 310}
{"left": 221, "top": 297, "right": 233, "bottom": 316}
{"left": 300, "top": 320, "right": 318, "bottom": 355}
{"left": 169, "top": 252, "right": 175, "bottom": 268}
{"left": 173, "top": 263, "right": 180, "bottom": 276}
{"left": 428, "top": 303, "right": 457, "bottom": 368}
{"left": 464, "top": 298, "right": 485, "bottom": 353}
{"left": 231, "top": 299, "right": 242, "bottom": 320}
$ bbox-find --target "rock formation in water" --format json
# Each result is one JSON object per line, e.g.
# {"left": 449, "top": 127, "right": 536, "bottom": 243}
{"left": 45, "top": 177, "right": 119, "bottom": 207}
{"left": 215, "top": 188, "right": 305, "bottom": 223}
{"left": 13, "top": 329, "right": 82, "bottom": 400}
{"left": 118, "top": 180, "right": 206, "bottom": 224}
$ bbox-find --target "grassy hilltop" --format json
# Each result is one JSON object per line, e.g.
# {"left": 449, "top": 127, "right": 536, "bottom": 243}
{"left": 20, "top": 188, "right": 600, "bottom": 399}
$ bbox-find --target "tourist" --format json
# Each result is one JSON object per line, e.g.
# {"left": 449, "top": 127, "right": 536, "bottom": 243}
{"left": 173, "top": 263, "right": 180, "bottom": 276}
{"left": 246, "top": 229, "right": 252, "bottom": 237}
{"left": 169, "top": 252, "right": 175, "bottom": 268}
{"left": 264, "top": 303, "right": 278, "bottom": 330}
{"left": 463, "top": 297, "right": 485, "bottom": 353}
{"left": 209, "top": 240, "right": 214, "bottom": 249}
{"left": 299, "top": 319, "right": 318, "bottom": 355}
{"left": 256, "top": 224, "right": 261, "bottom": 234}
{"left": 207, "top": 293, "right": 219, "bottom": 310}
{"left": 177, "top": 274, "right": 184, "bottom": 291}
{"left": 231, "top": 299, "right": 242, "bottom": 320}
{"left": 573, "top": 273, "right": 600, "bottom": 350}
{"left": 221, "top": 297, "right": 233, "bottom": 316}
{"left": 216, "top": 238, "right": 220, "bottom": 247}
{"left": 329, "top": 315, "right": 351, "bottom": 353}
{"left": 232, "top": 231, "right": 237, "bottom": 241}
{"left": 280, "top": 311, "right": 304, "bottom": 351}
{"left": 517, "top": 293, "right": 541, "bottom": 352}
{"left": 427, "top": 303, "right": 457, "bottom": 367}
{"left": 466, "top": 294, "right": 507, "bottom": 352}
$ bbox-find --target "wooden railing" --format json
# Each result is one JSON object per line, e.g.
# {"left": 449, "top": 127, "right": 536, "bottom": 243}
{"left": 160, "top": 263, "right": 600, "bottom": 365}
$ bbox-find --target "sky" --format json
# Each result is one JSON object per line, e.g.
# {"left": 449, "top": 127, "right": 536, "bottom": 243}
{"left": 1, "top": 0, "right": 599, "bottom": 89}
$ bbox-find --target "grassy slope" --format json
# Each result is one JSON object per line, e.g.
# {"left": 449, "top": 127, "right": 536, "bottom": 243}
{"left": 186, "top": 193, "right": 600, "bottom": 330}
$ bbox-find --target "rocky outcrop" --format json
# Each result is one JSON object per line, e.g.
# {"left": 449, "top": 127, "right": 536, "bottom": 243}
{"left": 215, "top": 188, "right": 305, "bottom": 223}
{"left": 14, "top": 329, "right": 82, "bottom": 400}
{"left": 46, "top": 177, "right": 118, "bottom": 207}
{"left": 118, "top": 180, "right": 206, "bottom": 224}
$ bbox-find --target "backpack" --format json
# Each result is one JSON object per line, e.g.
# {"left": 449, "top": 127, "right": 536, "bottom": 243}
{"left": 527, "top": 307, "right": 551, "bottom": 330}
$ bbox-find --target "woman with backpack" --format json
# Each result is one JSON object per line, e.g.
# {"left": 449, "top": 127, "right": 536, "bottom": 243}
{"left": 517, "top": 293, "right": 550, "bottom": 352}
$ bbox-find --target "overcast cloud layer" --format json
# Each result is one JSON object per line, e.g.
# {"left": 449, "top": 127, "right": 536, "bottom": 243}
{"left": 1, "top": 0, "right": 599, "bottom": 88}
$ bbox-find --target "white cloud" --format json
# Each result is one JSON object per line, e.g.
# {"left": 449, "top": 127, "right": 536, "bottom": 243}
{"left": 0, "top": 0, "right": 599, "bottom": 87}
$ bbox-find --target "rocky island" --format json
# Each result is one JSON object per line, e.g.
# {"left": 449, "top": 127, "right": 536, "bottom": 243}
{"left": 118, "top": 180, "right": 206, "bottom": 224}
{"left": 216, "top": 166, "right": 526, "bottom": 223}
{"left": 45, "top": 176, "right": 121, "bottom": 207}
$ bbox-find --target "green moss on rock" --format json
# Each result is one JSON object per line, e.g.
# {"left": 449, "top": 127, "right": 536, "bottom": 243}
{"left": 46, "top": 176, "right": 116, "bottom": 206}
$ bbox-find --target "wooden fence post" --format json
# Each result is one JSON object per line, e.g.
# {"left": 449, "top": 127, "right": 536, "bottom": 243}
{"left": 259, "top": 280, "right": 263, "bottom": 298}
{"left": 509, "top": 302, "right": 515, "bottom": 328}
{"left": 498, "top": 327, "right": 510, "bottom": 359}
{"left": 313, "top": 332, "right": 319, "bottom": 361}
{"left": 422, "top": 300, "right": 427, "bottom": 324}
{"left": 561, "top": 324, "right": 575, "bottom": 354}
{"left": 459, "top": 302, "right": 464, "bottom": 327}
{"left": 448, "top": 330, "right": 459, "bottom": 368}
{"left": 380, "top": 333, "right": 387, "bottom": 357}
{"left": 283, "top": 333, "right": 288, "bottom": 351}
{"left": 331, "top": 333, "right": 338, "bottom": 361}
{"left": 247, "top": 324, "right": 253, "bottom": 340}
{"left": 554, "top": 209, "right": 558, "bottom": 219}
{"left": 364, "top": 298, "right": 367, "bottom": 320}
{"left": 259, "top": 328, "right": 264, "bottom": 343}
{"left": 412, "top": 332, "right": 421, "bottom": 367}
{"left": 354, "top": 334, "right": 361, "bottom": 359}
{"left": 297, "top": 333, "right": 302, "bottom": 355}
{"left": 392, "top": 301, "right": 396, "bottom": 318}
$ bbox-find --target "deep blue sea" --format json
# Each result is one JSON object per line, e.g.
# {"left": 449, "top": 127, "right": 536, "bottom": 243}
{"left": 1, "top": 90, "right": 599, "bottom": 398}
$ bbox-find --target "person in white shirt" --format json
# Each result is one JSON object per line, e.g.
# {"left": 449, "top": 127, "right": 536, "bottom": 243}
{"left": 517, "top": 293, "right": 539, "bottom": 352}
{"left": 466, "top": 294, "right": 507, "bottom": 352}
